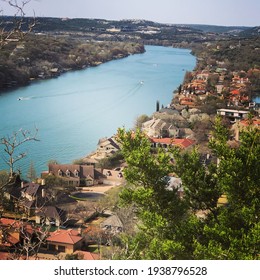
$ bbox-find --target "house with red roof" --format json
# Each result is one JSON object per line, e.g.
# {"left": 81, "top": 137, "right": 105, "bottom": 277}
{"left": 0, "top": 218, "right": 35, "bottom": 253}
{"left": 149, "top": 137, "right": 195, "bottom": 149}
{"left": 44, "top": 228, "right": 84, "bottom": 254}
{"left": 232, "top": 118, "right": 260, "bottom": 141}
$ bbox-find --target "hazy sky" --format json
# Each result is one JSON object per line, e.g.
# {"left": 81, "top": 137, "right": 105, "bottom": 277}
{"left": 2, "top": 0, "right": 260, "bottom": 26}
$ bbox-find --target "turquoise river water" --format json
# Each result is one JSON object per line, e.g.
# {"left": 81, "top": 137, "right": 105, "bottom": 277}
{"left": 0, "top": 45, "right": 196, "bottom": 176}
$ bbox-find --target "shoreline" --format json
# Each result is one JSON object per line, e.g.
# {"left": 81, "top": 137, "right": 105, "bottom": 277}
{"left": 0, "top": 38, "right": 145, "bottom": 92}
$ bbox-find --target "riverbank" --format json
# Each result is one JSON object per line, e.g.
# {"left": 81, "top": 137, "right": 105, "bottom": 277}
{"left": 0, "top": 45, "right": 196, "bottom": 176}
{"left": 79, "top": 38, "right": 260, "bottom": 167}
{"left": 0, "top": 34, "right": 145, "bottom": 91}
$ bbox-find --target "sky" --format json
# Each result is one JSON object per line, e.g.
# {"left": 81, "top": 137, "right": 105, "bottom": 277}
{"left": 1, "top": 0, "right": 260, "bottom": 27}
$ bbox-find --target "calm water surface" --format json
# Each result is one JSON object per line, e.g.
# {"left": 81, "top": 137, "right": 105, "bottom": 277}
{"left": 0, "top": 45, "right": 196, "bottom": 176}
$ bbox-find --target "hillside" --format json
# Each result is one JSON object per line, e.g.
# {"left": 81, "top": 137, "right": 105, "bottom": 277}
{"left": 1, "top": 16, "right": 247, "bottom": 44}
{"left": 0, "top": 34, "right": 144, "bottom": 90}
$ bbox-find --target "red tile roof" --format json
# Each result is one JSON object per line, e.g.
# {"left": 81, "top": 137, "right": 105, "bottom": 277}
{"left": 0, "top": 252, "right": 10, "bottom": 260}
{"left": 172, "top": 138, "right": 196, "bottom": 148}
{"left": 0, "top": 218, "right": 34, "bottom": 235}
{"left": 74, "top": 250, "right": 100, "bottom": 260}
{"left": 46, "top": 229, "right": 83, "bottom": 245}
{"left": 240, "top": 119, "right": 260, "bottom": 127}
{"left": 150, "top": 138, "right": 195, "bottom": 149}
{"left": 150, "top": 138, "right": 172, "bottom": 145}
{"left": 0, "top": 218, "right": 19, "bottom": 226}
{"left": 230, "top": 89, "right": 240, "bottom": 95}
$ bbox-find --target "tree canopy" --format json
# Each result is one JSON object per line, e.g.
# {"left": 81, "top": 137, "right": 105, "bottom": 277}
{"left": 115, "top": 118, "right": 259, "bottom": 260}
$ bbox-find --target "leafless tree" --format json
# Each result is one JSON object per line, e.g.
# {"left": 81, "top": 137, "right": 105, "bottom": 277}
{"left": 0, "top": 0, "right": 36, "bottom": 48}
{"left": 1, "top": 127, "right": 39, "bottom": 178}
{"left": 13, "top": 223, "right": 50, "bottom": 260}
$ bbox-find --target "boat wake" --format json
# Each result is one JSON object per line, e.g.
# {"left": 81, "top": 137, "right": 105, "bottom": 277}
{"left": 17, "top": 97, "right": 32, "bottom": 101}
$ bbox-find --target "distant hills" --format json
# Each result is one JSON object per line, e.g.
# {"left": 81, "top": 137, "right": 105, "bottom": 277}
{"left": 1, "top": 16, "right": 257, "bottom": 37}
{"left": 239, "top": 26, "right": 260, "bottom": 37}
{"left": 183, "top": 24, "right": 251, "bottom": 34}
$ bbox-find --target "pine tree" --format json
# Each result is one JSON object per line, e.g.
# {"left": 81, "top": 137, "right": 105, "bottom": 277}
{"left": 27, "top": 161, "right": 37, "bottom": 182}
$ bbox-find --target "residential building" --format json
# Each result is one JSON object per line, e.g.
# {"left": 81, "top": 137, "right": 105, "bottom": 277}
{"left": 46, "top": 164, "right": 96, "bottom": 187}
{"left": 0, "top": 218, "right": 35, "bottom": 252}
{"left": 96, "top": 136, "right": 120, "bottom": 156}
{"left": 100, "top": 215, "right": 123, "bottom": 234}
{"left": 19, "top": 182, "right": 48, "bottom": 216}
{"left": 232, "top": 118, "right": 260, "bottom": 141}
{"left": 102, "top": 168, "right": 124, "bottom": 186}
{"left": 35, "top": 206, "right": 67, "bottom": 227}
{"left": 142, "top": 118, "right": 179, "bottom": 138}
{"left": 150, "top": 137, "right": 195, "bottom": 150}
{"left": 44, "top": 228, "right": 84, "bottom": 254}
{"left": 217, "top": 108, "right": 249, "bottom": 122}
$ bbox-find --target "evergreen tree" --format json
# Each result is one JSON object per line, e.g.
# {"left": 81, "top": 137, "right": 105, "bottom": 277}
{"left": 27, "top": 161, "right": 37, "bottom": 182}
{"left": 156, "top": 100, "right": 160, "bottom": 112}
{"left": 115, "top": 119, "right": 260, "bottom": 260}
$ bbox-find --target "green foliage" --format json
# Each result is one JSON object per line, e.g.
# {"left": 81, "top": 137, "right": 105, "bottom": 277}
{"left": 97, "top": 151, "right": 124, "bottom": 169}
{"left": 0, "top": 170, "right": 9, "bottom": 187}
{"left": 26, "top": 161, "right": 37, "bottom": 182}
{"left": 0, "top": 35, "right": 144, "bottom": 90}
{"left": 44, "top": 174, "right": 67, "bottom": 188}
{"left": 134, "top": 114, "right": 151, "bottom": 129}
{"left": 115, "top": 122, "right": 259, "bottom": 260}
{"left": 173, "top": 148, "right": 221, "bottom": 213}
{"left": 116, "top": 128, "right": 193, "bottom": 259}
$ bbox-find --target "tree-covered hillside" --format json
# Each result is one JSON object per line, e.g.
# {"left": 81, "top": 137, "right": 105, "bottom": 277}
{"left": 0, "top": 34, "right": 144, "bottom": 90}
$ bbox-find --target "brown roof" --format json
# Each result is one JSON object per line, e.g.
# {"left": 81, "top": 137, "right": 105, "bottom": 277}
{"left": 22, "top": 182, "right": 41, "bottom": 197}
{"left": 36, "top": 206, "right": 66, "bottom": 222}
{"left": 46, "top": 229, "right": 83, "bottom": 245}
{"left": 49, "top": 164, "right": 95, "bottom": 179}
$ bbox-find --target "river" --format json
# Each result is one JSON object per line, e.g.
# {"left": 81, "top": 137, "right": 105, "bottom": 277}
{"left": 0, "top": 45, "right": 196, "bottom": 176}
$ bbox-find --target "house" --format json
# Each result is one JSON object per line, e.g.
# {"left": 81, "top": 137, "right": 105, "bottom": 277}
{"left": 102, "top": 168, "right": 124, "bottom": 186}
{"left": 100, "top": 215, "right": 123, "bottom": 234}
{"left": 142, "top": 118, "right": 179, "bottom": 138}
{"left": 35, "top": 206, "right": 67, "bottom": 227}
{"left": 47, "top": 164, "right": 96, "bottom": 187}
{"left": 96, "top": 136, "right": 120, "bottom": 156}
{"left": 0, "top": 218, "right": 20, "bottom": 250}
{"left": 44, "top": 228, "right": 84, "bottom": 254}
{"left": 217, "top": 109, "right": 249, "bottom": 122}
{"left": 179, "top": 97, "right": 196, "bottom": 107}
{"left": 232, "top": 118, "right": 260, "bottom": 141}
{"left": 19, "top": 182, "right": 48, "bottom": 216}
{"left": 150, "top": 138, "right": 195, "bottom": 150}
{"left": 0, "top": 218, "right": 35, "bottom": 252}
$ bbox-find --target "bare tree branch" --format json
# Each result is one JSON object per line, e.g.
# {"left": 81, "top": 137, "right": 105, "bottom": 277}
{"left": 0, "top": 0, "right": 36, "bottom": 47}
{"left": 0, "top": 127, "right": 39, "bottom": 178}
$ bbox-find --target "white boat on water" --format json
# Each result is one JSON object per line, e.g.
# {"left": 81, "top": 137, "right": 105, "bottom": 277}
{"left": 17, "top": 97, "right": 31, "bottom": 101}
